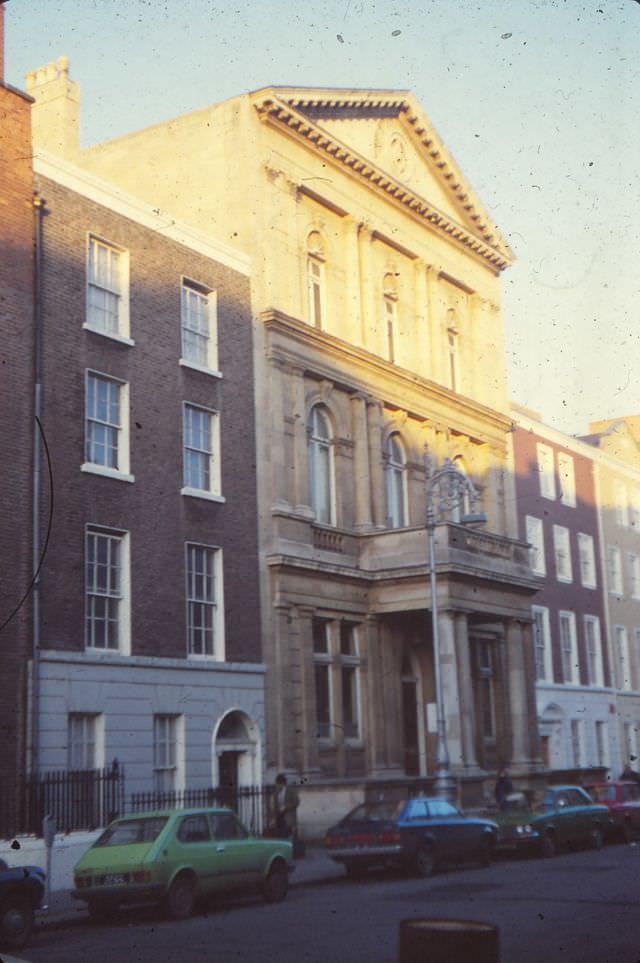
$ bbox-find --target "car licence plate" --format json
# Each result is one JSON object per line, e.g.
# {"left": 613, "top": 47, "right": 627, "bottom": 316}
{"left": 101, "top": 873, "right": 126, "bottom": 885}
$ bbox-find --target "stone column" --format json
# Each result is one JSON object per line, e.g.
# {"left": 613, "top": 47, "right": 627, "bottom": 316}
{"left": 357, "top": 222, "right": 376, "bottom": 351}
{"left": 454, "top": 613, "right": 478, "bottom": 769}
{"left": 362, "top": 615, "right": 382, "bottom": 774}
{"left": 425, "top": 265, "right": 440, "bottom": 383}
{"left": 350, "top": 393, "right": 372, "bottom": 531}
{"left": 505, "top": 619, "right": 531, "bottom": 767}
{"left": 343, "top": 216, "right": 362, "bottom": 345}
{"left": 270, "top": 358, "right": 294, "bottom": 510}
{"left": 271, "top": 602, "right": 291, "bottom": 772}
{"left": 290, "top": 364, "right": 313, "bottom": 516}
{"left": 366, "top": 399, "right": 386, "bottom": 529}
{"left": 413, "top": 258, "right": 429, "bottom": 379}
{"left": 437, "top": 610, "right": 463, "bottom": 768}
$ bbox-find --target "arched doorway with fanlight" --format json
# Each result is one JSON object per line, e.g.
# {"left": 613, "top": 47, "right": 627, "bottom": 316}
{"left": 212, "top": 709, "right": 262, "bottom": 819}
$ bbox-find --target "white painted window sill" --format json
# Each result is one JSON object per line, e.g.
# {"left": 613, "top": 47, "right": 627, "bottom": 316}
{"left": 83, "top": 322, "right": 135, "bottom": 346}
{"left": 179, "top": 358, "right": 222, "bottom": 378}
{"left": 181, "top": 487, "right": 225, "bottom": 503}
{"left": 81, "top": 463, "right": 135, "bottom": 483}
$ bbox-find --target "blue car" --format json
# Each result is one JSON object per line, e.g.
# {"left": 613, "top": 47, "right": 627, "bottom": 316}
{"left": 0, "top": 859, "right": 46, "bottom": 949}
{"left": 324, "top": 797, "right": 497, "bottom": 878}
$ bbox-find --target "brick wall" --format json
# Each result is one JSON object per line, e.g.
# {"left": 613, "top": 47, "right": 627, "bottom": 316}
{"left": 35, "top": 174, "right": 261, "bottom": 663}
{"left": 0, "top": 82, "right": 34, "bottom": 786}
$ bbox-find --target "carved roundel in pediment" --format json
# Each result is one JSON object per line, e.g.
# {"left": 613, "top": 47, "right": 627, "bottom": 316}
{"left": 374, "top": 123, "right": 414, "bottom": 181}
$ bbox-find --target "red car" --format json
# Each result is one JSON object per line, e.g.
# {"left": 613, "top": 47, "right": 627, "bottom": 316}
{"left": 585, "top": 781, "right": 640, "bottom": 842}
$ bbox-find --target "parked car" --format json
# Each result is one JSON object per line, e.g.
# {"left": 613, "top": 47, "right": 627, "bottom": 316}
{"left": 584, "top": 781, "right": 640, "bottom": 842}
{"left": 73, "top": 808, "right": 293, "bottom": 921}
{"left": 0, "top": 859, "right": 46, "bottom": 949}
{"left": 485, "top": 786, "right": 610, "bottom": 857}
{"left": 324, "top": 797, "right": 497, "bottom": 878}
{"left": 480, "top": 793, "right": 542, "bottom": 855}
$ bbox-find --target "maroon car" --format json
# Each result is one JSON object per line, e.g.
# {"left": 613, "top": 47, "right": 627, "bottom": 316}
{"left": 585, "top": 781, "right": 640, "bottom": 842}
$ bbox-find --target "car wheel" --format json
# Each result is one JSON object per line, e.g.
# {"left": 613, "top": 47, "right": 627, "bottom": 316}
{"left": 477, "top": 836, "right": 492, "bottom": 869}
{"left": 263, "top": 862, "right": 288, "bottom": 903}
{"left": 87, "top": 898, "right": 120, "bottom": 923}
{"left": 344, "top": 861, "right": 369, "bottom": 880}
{"left": 0, "top": 896, "right": 34, "bottom": 949}
{"left": 541, "top": 832, "right": 557, "bottom": 858}
{"left": 589, "top": 826, "right": 603, "bottom": 851}
{"left": 163, "top": 875, "right": 196, "bottom": 920}
{"left": 414, "top": 844, "right": 435, "bottom": 878}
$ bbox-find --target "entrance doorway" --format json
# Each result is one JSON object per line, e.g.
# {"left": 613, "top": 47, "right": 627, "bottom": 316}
{"left": 401, "top": 652, "right": 422, "bottom": 776}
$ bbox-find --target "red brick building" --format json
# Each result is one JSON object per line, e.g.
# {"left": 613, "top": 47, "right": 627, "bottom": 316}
{"left": 28, "top": 152, "right": 264, "bottom": 796}
{"left": 0, "top": 1, "right": 35, "bottom": 805}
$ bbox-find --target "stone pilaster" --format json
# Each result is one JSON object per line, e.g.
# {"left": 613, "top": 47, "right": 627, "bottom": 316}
{"left": 454, "top": 612, "right": 479, "bottom": 769}
{"left": 366, "top": 399, "right": 386, "bottom": 529}
{"left": 357, "top": 222, "right": 376, "bottom": 350}
{"left": 438, "top": 610, "right": 463, "bottom": 768}
{"left": 505, "top": 620, "right": 532, "bottom": 767}
{"left": 290, "top": 364, "right": 313, "bottom": 516}
{"left": 350, "top": 393, "right": 372, "bottom": 531}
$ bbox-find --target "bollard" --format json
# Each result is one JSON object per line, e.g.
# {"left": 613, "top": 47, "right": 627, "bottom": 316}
{"left": 398, "top": 918, "right": 499, "bottom": 963}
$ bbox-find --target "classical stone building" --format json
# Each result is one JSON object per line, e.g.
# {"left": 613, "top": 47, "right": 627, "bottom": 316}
{"left": 28, "top": 69, "right": 543, "bottom": 819}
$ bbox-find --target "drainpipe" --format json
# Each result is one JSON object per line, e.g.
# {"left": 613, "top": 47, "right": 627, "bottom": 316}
{"left": 30, "top": 193, "right": 46, "bottom": 776}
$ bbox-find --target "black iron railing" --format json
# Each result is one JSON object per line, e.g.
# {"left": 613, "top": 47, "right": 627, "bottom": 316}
{"left": 1, "top": 771, "right": 273, "bottom": 840}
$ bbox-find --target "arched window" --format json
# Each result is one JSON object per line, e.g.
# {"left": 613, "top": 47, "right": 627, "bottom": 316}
{"left": 446, "top": 308, "right": 459, "bottom": 392}
{"left": 308, "top": 405, "right": 335, "bottom": 525}
{"left": 386, "top": 433, "right": 408, "bottom": 528}
{"left": 383, "top": 273, "right": 398, "bottom": 363}
{"left": 306, "top": 231, "right": 326, "bottom": 329}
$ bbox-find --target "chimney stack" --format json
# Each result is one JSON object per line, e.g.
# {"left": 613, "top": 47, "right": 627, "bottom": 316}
{"left": 26, "top": 55, "right": 80, "bottom": 159}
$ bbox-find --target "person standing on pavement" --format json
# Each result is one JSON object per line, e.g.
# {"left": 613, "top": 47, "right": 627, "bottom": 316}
{"left": 494, "top": 769, "right": 514, "bottom": 810}
{"left": 273, "top": 773, "right": 300, "bottom": 841}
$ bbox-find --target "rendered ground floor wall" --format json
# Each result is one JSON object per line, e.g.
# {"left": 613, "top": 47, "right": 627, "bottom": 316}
{"left": 37, "top": 650, "right": 266, "bottom": 792}
{"left": 536, "top": 683, "right": 640, "bottom": 778}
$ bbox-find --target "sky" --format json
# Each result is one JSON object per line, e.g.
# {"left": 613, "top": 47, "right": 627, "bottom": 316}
{"left": 5, "top": 0, "right": 640, "bottom": 436}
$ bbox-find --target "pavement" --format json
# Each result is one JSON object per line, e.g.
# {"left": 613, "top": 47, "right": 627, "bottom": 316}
{"left": 36, "top": 844, "right": 344, "bottom": 932}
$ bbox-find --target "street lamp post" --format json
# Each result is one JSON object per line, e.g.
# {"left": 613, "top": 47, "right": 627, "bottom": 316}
{"left": 426, "top": 459, "right": 487, "bottom": 800}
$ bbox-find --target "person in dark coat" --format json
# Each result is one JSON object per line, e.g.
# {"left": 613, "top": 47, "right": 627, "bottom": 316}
{"left": 494, "top": 769, "right": 514, "bottom": 809}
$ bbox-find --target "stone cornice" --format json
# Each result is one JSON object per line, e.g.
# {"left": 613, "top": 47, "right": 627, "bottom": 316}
{"left": 263, "top": 308, "right": 512, "bottom": 442}
{"left": 252, "top": 90, "right": 511, "bottom": 274}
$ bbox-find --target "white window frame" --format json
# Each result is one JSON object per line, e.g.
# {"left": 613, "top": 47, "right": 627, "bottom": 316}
{"left": 614, "top": 480, "right": 629, "bottom": 528}
{"left": 615, "top": 625, "right": 632, "bottom": 690}
{"left": 595, "top": 720, "right": 609, "bottom": 769}
{"left": 313, "top": 619, "right": 334, "bottom": 742}
{"left": 570, "top": 719, "right": 584, "bottom": 768}
{"left": 557, "top": 452, "right": 576, "bottom": 507}
{"left": 532, "top": 605, "right": 552, "bottom": 682}
{"left": 180, "top": 278, "right": 219, "bottom": 375}
{"left": 85, "top": 526, "right": 131, "bottom": 655}
{"left": 553, "top": 525, "right": 573, "bottom": 583}
{"left": 84, "top": 235, "right": 132, "bottom": 343}
{"left": 153, "top": 714, "right": 185, "bottom": 793}
{"left": 536, "top": 443, "right": 556, "bottom": 500}
{"left": 308, "top": 406, "right": 336, "bottom": 526}
{"left": 630, "top": 490, "right": 640, "bottom": 530}
{"left": 384, "top": 294, "right": 398, "bottom": 364}
{"left": 608, "top": 545, "right": 623, "bottom": 595}
{"left": 629, "top": 554, "right": 640, "bottom": 600}
{"left": 584, "top": 615, "right": 603, "bottom": 687}
{"left": 68, "top": 713, "right": 105, "bottom": 771}
{"left": 526, "top": 516, "right": 546, "bottom": 576}
{"left": 82, "top": 370, "right": 133, "bottom": 482}
{"left": 577, "top": 533, "right": 596, "bottom": 589}
{"left": 307, "top": 254, "right": 325, "bottom": 329}
{"left": 181, "top": 403, "right": 222, "bottom": 501}
{"left": 185, "top": 543, "right": 225, "bottom": 661}
{"left": 386, "top": 434, "right": 408, "bottom": 528}
{"left": 559, "top": 610, "right": 579, "bottom": 684}
{"left": 339, "top": 622, "right": 362, "bottom": 744}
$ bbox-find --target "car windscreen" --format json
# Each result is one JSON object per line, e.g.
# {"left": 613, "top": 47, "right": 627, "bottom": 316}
{"left": 94, "top": 816, "right": 169, "bottom": 847}
{"left": 345, "top": 801, "right": 405, "bottom": 822}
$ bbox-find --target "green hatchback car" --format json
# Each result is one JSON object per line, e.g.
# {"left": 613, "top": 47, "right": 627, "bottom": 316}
{"left": 488, "top": 785, "right": 611, "bottom": 857}
{"left": 73, "top": 808, "right": 293, "bottom": 921}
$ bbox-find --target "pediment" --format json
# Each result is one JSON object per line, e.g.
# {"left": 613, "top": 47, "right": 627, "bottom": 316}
{"left": 255, "top": 88, "right": 511, "bottom": 264}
